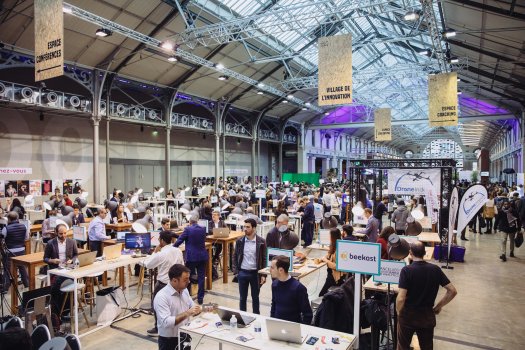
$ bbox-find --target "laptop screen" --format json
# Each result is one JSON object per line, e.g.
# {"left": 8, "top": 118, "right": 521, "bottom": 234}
{"left": 125, "top": 233, "right": 151, "bottom": 252}
{"left": 116, "top": 231, "right": 129, "bottom": 241}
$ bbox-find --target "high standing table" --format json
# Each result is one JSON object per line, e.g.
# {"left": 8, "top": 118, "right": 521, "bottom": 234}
{"left": 9, "top": 249, "right": 89, "bottom": 313}
{"left": 258, "top": 259, "right": 326, "bottom": 280}
{"left": 205, "top": 231, "right": 245, "bottom": 283}
{"left": 48, "top": 255, "right": 146, "bottom": 337}
{"left": 105, "top": 222, "right": 133, "bottom": 232}
{"left": 417, "top": 232, "right": 441, "bottom": 246}
{"left": 179, "top": 306, "right": 356, "bottom": 350}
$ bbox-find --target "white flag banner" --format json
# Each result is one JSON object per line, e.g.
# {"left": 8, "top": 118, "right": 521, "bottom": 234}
{"left": 388, "top": 169, "right": 441, "bottom": 195}
{"left": 448, "top": 187, "right": 459, "bottom": 259}
{"left": 456, "top": 185, "right": 488, "bottom": 236}
{"left": 424, "top": 186, "right": 439, "bottom": 225}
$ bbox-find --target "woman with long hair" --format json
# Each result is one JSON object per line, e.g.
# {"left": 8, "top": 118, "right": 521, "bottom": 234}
{"left": 377, "top": 226, "right": 395, "bottom": 259}
{"left": 319, "top": 227, "right": 345, "bottom": 296}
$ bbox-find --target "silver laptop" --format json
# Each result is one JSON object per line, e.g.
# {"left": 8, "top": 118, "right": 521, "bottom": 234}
{"left": 77, "top": 251, "right": 97, "bottom": 267}
{"left": 266, "top": 318, "right": 303, "bottom": 344}
{"left": 212, "top": 227, "right": 230, "bottom": 238}
{"left": 217, "top": 307, "right": 255, "bottom": 328}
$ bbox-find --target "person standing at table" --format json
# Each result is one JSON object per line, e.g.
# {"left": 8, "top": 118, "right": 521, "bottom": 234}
{"left": 154, "top": 264, "right": 201, "bottom": 350}
{"left": 301, "top": 196, "right": 315, "bottom": 248}
{"left": 144, "top": 231, "right": 184, "bottom": 336}
{"left": 41, "top": 209, "right": 58, "bottom": 244}
{"left": 374, "top": 196, "right": 389, "bottom": 231}
{"left": 396, "top": 241, "right": 457, "bottom": 350}
{"left": 1, "top": 211, "right": 29, "bottom": 289}
{"left": 266, "top": 214, "right": 299, "bottom": 250}
{"left": 356, "top": 208, "right": 380, "bottom": 243}
{"left": 72, "top": 205, "right": 85, "bottom": 226}
{"left": 173, "top": 215, "right": 208, "bottom": 305}
{"left": 87, "top": 208, "right": 110, "bottom": 257}
{"left": 232, "top": 218, "right": 266, "bottom": 314}
{"left": 269, "top": 255, "right": 312, "bottom": 324}
{"left": 392, "top": 200, "right": 410, "bottom": 235}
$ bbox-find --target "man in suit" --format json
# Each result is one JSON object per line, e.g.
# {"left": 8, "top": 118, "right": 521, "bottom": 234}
{"left": 1, "top": 211, "right": 30, "bottom": 289}
{"left": 357, "top": 208, "right": 380, "bottom": 242}
{"left": 266, "top": 214, "right": 299, "bottom": 250}
{"left": 44, "top": 223, "right": 79, "bottom": 317}
{"left": 208, "top": 210, "right": 226, "bottom": 280}
{"left": 173, "top": 214, "right": 208, "bottom": 305}
{"left": 301, "top": 196, "right": 315, "bottom": 247}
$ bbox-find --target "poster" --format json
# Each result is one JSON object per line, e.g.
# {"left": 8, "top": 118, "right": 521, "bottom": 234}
{"left": 318, "top": 34, "right": 353, "bottom": 106}
{"left": 29, "top": 180, "right": 42, "bottom": 196}
{"left": 5, "top": 181, "right": 17, "bottom": 197}
{"left": 34, "top": 0, "right": 64, "bottom": 81}
{"left": 42, "top": 180, "right": 53, "bottom": 195}
{"left": 0, "top": 180, "right": 4, "bottom": 197}
{"left": 73, "top": 179, "right": 82, "bottom": 194}
{"left": 387, "top": 169, "right": 441, "bottom": 195}
{"left": 17, "top": 180, "right": 30, "bottom": 197}
{"left": 374, "top": 108, "right": 392, "bottom": 141}
{"left": 428, "top": 72, "right": 458, "bottom": 127}
{"left": 63, "top": 179, "right": 73, "bottom": 195}
{"left": 53, "top": 179, "right": 62, "bottom": 195}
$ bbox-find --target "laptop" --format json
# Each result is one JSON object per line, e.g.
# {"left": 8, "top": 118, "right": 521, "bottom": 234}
{"left": 212, "top": 227, "right": 230, "bottom": 238}
{"left": 104, "top": 243, "right": 123, "bottom": 260}
{"left": 217, "top": 307, "right": 256, "bottom": 328}
{"left": 116, "top": 231, "right": 128, "bottom": 242}
{"left": 78, "top": 251, "right": 97, "bottom": 267}
{"left": 266, "top": 318, "right": 304, "bottom": 344}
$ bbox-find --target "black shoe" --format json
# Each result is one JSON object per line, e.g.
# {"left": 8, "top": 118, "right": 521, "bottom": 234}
{"left": 510, "top": 252, "right": 515, "bottom": 258}
{"left": 472, "top": 230, "right": 477, "bottom": 233}
{"left": 198, "top": 300, "right": 204, "bottom": 305}
{"left": 500, "top": 254, "right": 507, "bottom": 262}
{"left": 147, "top": 327, "right": 158, "bottom": 336}
{"left": 461, "top": 237, "right": 469, "bottom": 241}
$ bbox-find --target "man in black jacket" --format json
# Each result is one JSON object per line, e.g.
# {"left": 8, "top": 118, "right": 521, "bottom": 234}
{"left": 1, "top": 211, "right": 29, "bottom": 289}
{"left": 301, "top": 197, "right": 315, "bottom": 247}
{"left": 266, "top": 214, "right": 299, "bottom": 250}
{"left": 232, "top": 218, "right": 266, "bottom": 314}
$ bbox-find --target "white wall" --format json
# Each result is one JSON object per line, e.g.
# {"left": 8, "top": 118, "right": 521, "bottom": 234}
{"left": 0, "top": 109, "right": 272, "bottom": 204}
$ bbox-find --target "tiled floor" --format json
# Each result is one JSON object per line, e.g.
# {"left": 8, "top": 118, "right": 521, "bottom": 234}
{"left": 4, "top": 228, "right": 525, "bottom": 349}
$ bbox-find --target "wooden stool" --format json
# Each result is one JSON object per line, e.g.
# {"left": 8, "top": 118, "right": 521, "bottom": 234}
{"left": 59, "top": 280, "right": 89, "bottom": 329}
{"left": 84, "top": 272, "right": 103, "bottom": 317}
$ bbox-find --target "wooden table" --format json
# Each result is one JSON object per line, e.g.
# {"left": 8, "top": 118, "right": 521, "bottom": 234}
{"left": 30, "top": 217, "right": 92, "bottom": 234}
{"left": 258, "top": 259, "right": 326, "bottom": 280}
{"left": 102, "top": 238, "right": 213, "bottom": 290}
{"left": 205, "top": 230, "right": 245, "bottom": 283}
{"left": 105, "top": 222, "right": 132, "bottom": 231}
{"left": 10, "top": 248, "right": 89, "bottom": 313}
{"left": 417, "top": 232, "right": 441, "bottom": 246}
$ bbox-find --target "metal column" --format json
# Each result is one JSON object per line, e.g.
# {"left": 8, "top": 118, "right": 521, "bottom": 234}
{"left": 278, "top": 141, "right": 283, "bottom": 182}
{"left": 252, "top": 139, "right": 257, "bottom": 182}
{"left": 105, "top": 118, "right": 110, "bottom": 198}
{"left": 92, "top": 117, "right": 100, "bottom": 203}
{"left": 165, "top": 126, "right": 171, "bottom": 191}
{"left": 215, "top": 134, "right": 220, "bottom": 186}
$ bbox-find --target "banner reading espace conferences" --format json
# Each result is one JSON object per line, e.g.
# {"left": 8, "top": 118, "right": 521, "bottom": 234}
{"left": 387, "top": 169, "right": 441, "bottom": 195}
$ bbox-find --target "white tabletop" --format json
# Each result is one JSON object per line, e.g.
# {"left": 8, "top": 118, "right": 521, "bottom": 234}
{"left": 180, "top": 307, "right": 356, "bottom": 350}
{"left": 48, "top": 255, "right": 146, "bottom": 280}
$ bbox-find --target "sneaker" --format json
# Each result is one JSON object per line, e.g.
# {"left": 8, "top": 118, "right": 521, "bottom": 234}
{"left": 510, "top": 252, "right": 515, "bottom": 258}
{"left": 461, "top": 237, "right": 469, "bottom": 241}
{"left": 500, "top": 254, "right": 507, "bottom": 262}
{"left": 147, "top": 327, "right": 158, "bottom": 336}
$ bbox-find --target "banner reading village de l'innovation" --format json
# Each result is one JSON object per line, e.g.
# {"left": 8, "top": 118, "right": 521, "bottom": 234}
{"left": 318, "top": 34, "right": 352, "bottom": 106}
{"left": 428, "top": 72, "right": 458, "bottom": 127}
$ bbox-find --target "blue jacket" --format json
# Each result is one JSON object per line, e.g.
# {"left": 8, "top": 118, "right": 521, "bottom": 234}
{"left": 303, "top": 202, "right": 315, "bottom": 223}
{"left": 174, "top": 224, "right": 208, "bottom": 262}
{"left": 2, "top": 221, "right": 27, "bottom": 252}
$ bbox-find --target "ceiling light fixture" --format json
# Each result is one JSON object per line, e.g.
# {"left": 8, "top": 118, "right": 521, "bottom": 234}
{"left": 404, "top": 10, "right": 419, "bottom": 21}
{"left": 218, "top": 75, "right": 228, "bottom": 81}
{"left": 418, "top": 49, "right": 431, "bottom": 56}
{"left": 287, "top": 94, "right": 293, "bottom": 99}
{"left": 443, "top": 29, "right": 456, "bottom": 38}
{"left": 257, "top": 83, "right": 265, "bottom": 88}
{"left": 257, "top": 91, "right": 264, "bottom": 95}
{"left": 305, "top": 102, "right": 311, "bottom": 106}
{"left": 167, "top": 56, "right": 178, "bottom": 62}
{"left": 325, "top": 112, "right": 329, "bottom": 115}
{"left": 95, "top": 28, "right": 112, "bottom": 37}
{"left": 457, "top": 91, "right": 462, "bottom": 95}
{"left": 152, "top": 129, "right": 159, "bottom": 136}
{"left": 63, "top": 6, "right": 72, "bottom": 14}
{"left": 302, "top": 107, "right": 307, "bottom": 111}
{"left": 449, "top": 57, "right": 459, "bottom": 64}
{"left": 216, "top": 63, "right": 224, "bottom": 70}
{"left": 160, "top": 41, "right": 174, "bottom": 50}
{"left": 282, "top": 100, "right": 288, "bottom": 104}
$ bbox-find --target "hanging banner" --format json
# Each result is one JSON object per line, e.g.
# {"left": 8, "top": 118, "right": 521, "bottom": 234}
{"left": 374, "top": 108, "right": 392, "bottom": 141}
{"left": 428, "top": 72, "right": 458, "bottom": 127}
{"left": 318, "top": 34, "right": 352, "bottom": 106}
{"left": 34, "top": 0, "right": 64, "bottom": 81}
{"left": 387, "top": 169, "right": 441, "bottom": 195}
{"left": 456, "top": 185, "right": 488, "bottom": 236}
{"left": 448, "top": 187, "right": 459, "bottom": 259}
{"left": 424, "top": 186, "right": 439, "bottom": 225}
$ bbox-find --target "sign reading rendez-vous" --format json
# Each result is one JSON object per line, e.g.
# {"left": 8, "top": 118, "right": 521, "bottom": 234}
{"left": 336, "top": 240, "right": 381, "bottom": 276}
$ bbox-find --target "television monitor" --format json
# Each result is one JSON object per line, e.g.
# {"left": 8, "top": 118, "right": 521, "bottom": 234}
{"left": 124, "top": 233, "right": 151, "bottom": 253}
{"left": 266, "top": 248, "right": 293, "bottom": 271}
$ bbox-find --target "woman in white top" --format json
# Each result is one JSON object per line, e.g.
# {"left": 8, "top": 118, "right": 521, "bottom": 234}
{"left": 483, "top": 192, "right": 497, "bottom": 234}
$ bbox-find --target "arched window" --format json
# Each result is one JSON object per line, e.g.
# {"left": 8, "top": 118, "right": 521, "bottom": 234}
{"left": 422, "top": 139, "right": 464, "bottom": 169}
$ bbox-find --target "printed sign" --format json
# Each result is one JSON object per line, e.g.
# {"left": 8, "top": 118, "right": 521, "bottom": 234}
{"left": 255, "top": 189, "right": 266, "bottom": 199}
{"left": 387, "top": 169, "right": 441, "bottom": 195}
{"left": 318, "top": 34, "right": 352, "bottom": 106}
{"left": 457, "top": 185, "right": 488, "bottom": 235}
{"left": 374, "top": 108, "right": 392, "bottom": 141}
{"left": 336, "top": 240, "right": 381, "bottom": 275}
{"left": 318, "top": 229, "right": 331, "bottom": 245}
{"left": 373, "top": 260, "right": 406, "bottom": 284}
{"left": 0, "top": 168, "right": 33, "bottom": 175}
{"left": 428, "top": 72, "right": 458, "bottom": 127}
{"left": 34, "top": 0, "right": 64, "bottom": 81}
{"left": 448, "top": 187, "right": 459, "bottom": 258}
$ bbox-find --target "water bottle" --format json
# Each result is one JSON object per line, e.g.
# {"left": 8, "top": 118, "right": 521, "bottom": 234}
{"left": 253, "top": 320, "right": 261, "bottom": 333}
{"left": 74, "top": 258, "right": 80, "bottom": 269}
{"left": 229, "top": 314, "right": 237, "bottom": 330}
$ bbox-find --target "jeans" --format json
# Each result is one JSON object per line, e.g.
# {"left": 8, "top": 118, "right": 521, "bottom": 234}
{"left": 301, "top": 221, "right": 314, "bottom": 246}
{"left": 485, "top": 218, "right": 493, "bottom": 232}
{"left": 3, "top": 250, "right": 29, "bottom": 289}
{"left": 238, "top": 270, "right": 260, "bottom": 314}
{"left": 152, "top": 281, "right": 167, "bottom": 328}
{"left": 186, "top": 260, "right": 206, "bottom": 303}
{"left": 501, "top": 231, "right": 516, "bottom": 255}
{"left": 158, "top": 336, "right": 179, "bottom": 350}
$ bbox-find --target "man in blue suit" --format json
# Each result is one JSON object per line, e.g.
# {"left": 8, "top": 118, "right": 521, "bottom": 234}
{"left": 301, "top": 196, "right": 315, "bottom": 247}
{"left": 174, "top": 214, "right": 208, "bottom": 305}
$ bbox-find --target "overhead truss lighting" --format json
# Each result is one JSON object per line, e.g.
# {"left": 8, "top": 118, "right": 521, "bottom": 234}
{"left": 95, "top": 28, "right": 112, "bottom": 37}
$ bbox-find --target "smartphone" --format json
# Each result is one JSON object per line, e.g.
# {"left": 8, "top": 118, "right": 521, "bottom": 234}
{"left": 306, "top": 336, "right": 319, "bottom": 345}
{"left": 236, "top": 336, "right": 250, "bottom": 342}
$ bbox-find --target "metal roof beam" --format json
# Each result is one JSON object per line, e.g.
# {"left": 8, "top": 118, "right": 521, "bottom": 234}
{"left": 449, "top": 0, "right": 525, "bottom": 20}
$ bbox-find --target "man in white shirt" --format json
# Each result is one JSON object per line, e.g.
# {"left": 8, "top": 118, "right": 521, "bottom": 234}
{"left": 87, "top": 209, "right": 110, "bottom": 257}
{"left": 144, "top": 231, "right": 184, "bottom": 336}
{"left": 154, "top": 264, "right": 201, "bottom": 350}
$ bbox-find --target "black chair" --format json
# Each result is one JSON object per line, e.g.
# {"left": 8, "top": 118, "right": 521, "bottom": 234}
{"left": 65, "top": 334, "right": 82, "bottom": 350}
{"left": 38, "top": 337, "right": 71, "bottom": 350}
{"left": 30, "top": 324, "right": 51, "bottom": 350}
{"left": 2, "top": 316, "right": 23, "bottom": 330}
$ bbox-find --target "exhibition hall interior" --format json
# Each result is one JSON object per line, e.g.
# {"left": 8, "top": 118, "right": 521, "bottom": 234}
{"left": 0, "top": 0, "right": 524, "bottom": 349}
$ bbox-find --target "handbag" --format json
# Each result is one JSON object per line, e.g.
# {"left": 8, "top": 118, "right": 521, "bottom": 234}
{"left": 515, "top": 232, "right": 524, "bottom": 248}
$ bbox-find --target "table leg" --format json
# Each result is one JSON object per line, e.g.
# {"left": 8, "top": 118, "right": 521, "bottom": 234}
{"left": 74, "top": 278, "right": 79, "bottom": 337}
{"left": 206, "top": 246, "right": 212, "bottom": 290}
{"left": 119, "top": 266, "right": 125, "bottom": 288}
{"left": 222, "top": 241, "right": 228, "bottom": 284}
{"left": 102, "top": 272, "right": 108, "bottom": 286}
{"left": 10, "top": 262, "right": 19, "bottom": 314}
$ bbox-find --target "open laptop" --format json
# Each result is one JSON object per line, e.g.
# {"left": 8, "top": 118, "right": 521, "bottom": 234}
{"left": 266, "top": 318, "right": 304, "bottom": 344}
{"left": 116, "top": 231, "right": 128, "bottom": 243}
{"left": 104, "top": 243, "right": 123, "bottom": 260}
{"left": 212, "top": 227, "right": 230, "bottom": 238}
{"left": 217, "top": 307, "right": 256, "bottom": 328}
{"left": 78, "top": 251, "right": 97, "bottom": 267}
